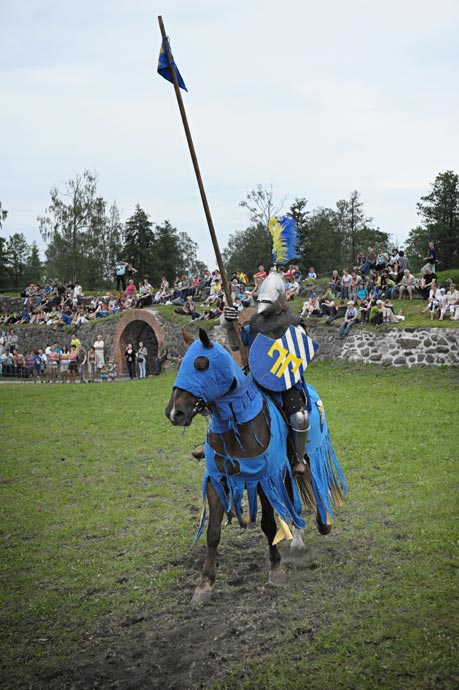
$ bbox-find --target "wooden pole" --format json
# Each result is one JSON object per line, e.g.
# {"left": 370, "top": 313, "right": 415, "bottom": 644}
{"left": 157, "top": 16, "right": 248, "bottom": 369}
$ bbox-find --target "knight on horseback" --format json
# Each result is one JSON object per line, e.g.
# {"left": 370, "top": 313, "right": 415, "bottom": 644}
{"left": 222, "top": 268, "right": 311, "bottom": 476}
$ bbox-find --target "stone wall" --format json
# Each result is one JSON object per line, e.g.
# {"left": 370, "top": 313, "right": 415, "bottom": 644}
{"left": 306, "top": 326, "right": 459, "bottom": 367}
{"left": 7, "top": 309, "right": 459, "bottom": 370}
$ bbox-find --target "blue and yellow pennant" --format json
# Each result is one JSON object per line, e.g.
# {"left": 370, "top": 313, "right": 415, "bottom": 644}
{"left": 157, "top": 37, "right": 188, "bottom": 91}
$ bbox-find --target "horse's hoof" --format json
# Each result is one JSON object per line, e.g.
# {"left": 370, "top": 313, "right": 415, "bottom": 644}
{"left": 316, "top": 520, "right": 333, "bottom": 536}
{"left": 290, "top": 540, "right": 306, "bottom": 554}
{"left": 191, "top": 588, "right": 213, "bottom": 606}
{"left": 268, "top": 567, "right": 287, "bottom": 586}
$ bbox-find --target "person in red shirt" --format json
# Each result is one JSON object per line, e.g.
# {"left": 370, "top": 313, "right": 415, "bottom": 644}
{"left": 253, "top": 265, "right": 267, "bottom": 287}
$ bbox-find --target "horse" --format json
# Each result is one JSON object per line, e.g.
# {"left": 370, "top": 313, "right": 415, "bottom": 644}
{"left": 165, "top": 328, "right": 346, "bottom": 604}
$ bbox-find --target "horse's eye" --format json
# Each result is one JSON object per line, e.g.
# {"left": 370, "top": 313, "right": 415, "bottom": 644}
{"left": 194, "top": 356, "right": 209, "bottom": 371}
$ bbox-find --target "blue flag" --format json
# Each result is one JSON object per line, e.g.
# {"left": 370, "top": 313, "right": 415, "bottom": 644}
{"left": 157, "top": 37, "right": 187, "bottom": 92}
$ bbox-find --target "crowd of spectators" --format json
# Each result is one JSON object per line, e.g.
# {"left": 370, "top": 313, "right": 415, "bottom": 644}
{"left": 0, "top": 329, "right": 169, "bottom": 382}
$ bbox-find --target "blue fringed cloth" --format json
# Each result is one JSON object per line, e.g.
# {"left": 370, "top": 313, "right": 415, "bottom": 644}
{"left": 194, "top": 396, "right": 305, "bottom": 545}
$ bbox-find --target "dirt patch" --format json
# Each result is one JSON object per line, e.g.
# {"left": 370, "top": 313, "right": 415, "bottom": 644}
{"left": 27, "top": 518, "right": 356, "bottom": 690}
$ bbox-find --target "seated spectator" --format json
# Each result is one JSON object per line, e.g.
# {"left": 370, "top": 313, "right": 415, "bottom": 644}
{"left": 354, "top": 250, "right": 366, "bottom": 272}
{"left": 422, "top": 283, "right": 443, "bottom": 320}
{"left": 439, "top": 282, "right": 459, "bottom": 320}
{"left": 398, "top": 270, "right": 416, "bottom": 300}
{"left": 359, "top": 298, "right": 372, "bottom": 324}
{"left": 375, "top": 248, "right": 389, "bottom": 271}
{"left": 253, "top": 265, "right": 267, "bottom": 287}
{"left": 125, "top": 279, "right": 137, "bottom": 298}
{"left": 388, "top": 248, "right": 400, "bottom": 274}
{"left": 360, "top": 248, "right": 377, "bottom": 276}
{"left": 325, "top": 299, "right": 347, "bottom": 325}
{"left": 340, "top": 269, "right": 352, "bottom": 300}
{"left": 300, "top": 294, "right": 322, "bottom": 318}
{"left": 337, "top": 301, "right": 359, "bottom": 337}
{"left": 329, "top": 270, "right": 341, "bottom": 296}
{"left": 416, "top": 267, "right": 437, "bottom": 300}
{"left": 174, "top": 295, "right": 202, "bottom": 320}
{"left": 136, "top": 279, "right": 154, "bottom": 308}
{"left": 369, "top": 300, "right": 384, "bottom": 325}
{"left": 305, "top": 266, "right": 317, "bottom": 284}
{"left": 349, "top": 271, "right": 363, "bottom": 303}
{"left": 320, "top": 290, "right": 336, "bottom": 318}
{"left": 285, "top": 278, "right": 300, "bottom": 301}
{"left": 379, "top": 270, "right": 397, "bottom": 299}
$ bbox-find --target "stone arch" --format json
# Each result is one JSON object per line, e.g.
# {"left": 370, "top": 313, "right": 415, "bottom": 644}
{"left": 113, "top": 309, "right": 165, "bottom": 375}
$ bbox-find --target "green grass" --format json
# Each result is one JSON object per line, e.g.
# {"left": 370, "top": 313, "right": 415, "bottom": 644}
{"left": 1, "top": 364, "right": 459, "bottom": 689}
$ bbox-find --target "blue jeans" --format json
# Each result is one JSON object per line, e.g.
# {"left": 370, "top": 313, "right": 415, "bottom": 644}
{"left": 338, "top": 319, "right": 357, "bottom": 336}
{"left": 138, "top": 358, "right": 146, "bottom": 378}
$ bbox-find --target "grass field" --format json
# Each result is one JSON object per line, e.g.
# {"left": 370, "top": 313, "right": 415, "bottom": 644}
{"left": 1, "top": 363, "right": 459, "bottom": 689}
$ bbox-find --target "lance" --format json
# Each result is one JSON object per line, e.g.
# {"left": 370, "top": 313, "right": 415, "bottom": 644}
{"left": 157, "top": 16, "right": 249, "bottom": 369}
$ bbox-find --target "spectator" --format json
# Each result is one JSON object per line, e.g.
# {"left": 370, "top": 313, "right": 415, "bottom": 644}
{"left": 398, "top": 270, "right": 416, "bottom": 300}
{"left": 360, "top": 248, "right": 377, "bottom": 276}
{"left": 422, "top": 283, "right": 443, "bottom": 320}
{"left": 115, "top": 260, "right": 129, "bottom": 291}
{"left": 68, "top": 345, "right": 78, "bottom": 383}
{"left": 77, "top": 343, "right": 88, "bottom": 383}
{"left": 369, "top": 300, "right": 384, "bottom": 325}
{"left": 421, "top": 241, "right": 437, "bottom": 274}
{"left": 253, "top": 265, "right": 267, "bottom": 287}
{"left": 340, "top": 269, "right": 352, "bottom": 300}
{"left": 60, "top": 344, "right": 70, "bottom": 383}
{"left": 375, "top": 248, "right": 389, "bottom": 271}
{"left": 329, "top": 270, "right": 341, "bottom": 296}
{"left": 93, "top": 335, "right": 105, "bottom": 374}
{"left": 325, "top": 299, "right": 347, "bottom": 325}
{"left": 439, "top": 282, "right": 459, "bottom": 320}
{"left": 125, "top": 279, "right": 137, "bottom": 299}
{"left": 152, "top": 348, "right": 168, "bottom": 376}
{"left": 337, "top": 301, "right": 359, "bottom": 337}
{"left": 136, "top": 279, "right": 154, "bottom": 309}
{"left": 300, "top": 294, "right": 322, "bottom": 318}
{"left": 125, "top": 343, "right": 137, "bottom": 379}
{"left": 87, "top": 347, "right": 97, "bottom": 382}
{"left": 320, "top": 290, "right": 337, "bottom": 319}
{"left": 47, "top": 345, "right": 59, "bottom": 382}
{"left": 417, "top": 267, "right": 437, "bottom": 300}
{"left": 285, "top": 277, "right": 300, "bottom": 301}
{"left": 137, "top": 341, "right": 148, "bottom": 379}
{"left": 359, "top": 298, "right": 372, "bottom": 324}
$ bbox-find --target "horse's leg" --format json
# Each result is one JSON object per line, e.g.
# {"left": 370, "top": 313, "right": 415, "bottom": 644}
{"left": 291, "top": 525, "right": 306, "bottom": 553}
{"left": 257, "top": 487, "right": 287, "bottom": 586}
{"left": 191, "top": 481, "right": 225, "bottom": 605}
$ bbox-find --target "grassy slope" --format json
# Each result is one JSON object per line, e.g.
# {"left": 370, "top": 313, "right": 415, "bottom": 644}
{"left": 1, "top": 364, "right": 459, "bottom": 689}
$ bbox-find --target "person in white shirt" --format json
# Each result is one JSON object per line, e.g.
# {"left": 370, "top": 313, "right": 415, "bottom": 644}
{"left": 439, "top": 283, "right": 459, "bottom": 320}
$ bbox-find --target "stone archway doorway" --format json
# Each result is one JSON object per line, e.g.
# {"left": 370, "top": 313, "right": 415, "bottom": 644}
{"left": 113, "top": 310, "right": 165, "bottom": 376}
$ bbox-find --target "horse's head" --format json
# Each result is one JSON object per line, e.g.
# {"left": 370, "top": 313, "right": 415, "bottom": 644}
{"left": 165, "top": 328, "right": 245, "bottom": 427}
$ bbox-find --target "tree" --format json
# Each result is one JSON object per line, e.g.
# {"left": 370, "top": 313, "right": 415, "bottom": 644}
{"left": 222, "top": 224, "right": 273, "bottom": 277}
{"left": 239, "top": 185, "right": 285, "bottom": 232}
{"left": 38, "top": 170, "right": 107, "bottom": 285}
{"left": 177, "top": 232, "right": 207, "bottom": 278}
{"left": 0, "top": 202, "right": 7, "bottom": 229}
{"left": 23, "top": 243, "right": 43, "bottom": 285}
{"left": 334, "top": 190, "right": 385, "bottom": 267}
{"left": 152, "top": 220, "right": 183, "bottom": 285}
{"left": 4, "top": 233, "right": 31, "bottom": 288}
{"left": 415, "top": 171, "right": 459, "bottom": 270}
{"left": 123, "top": 205, "right": 155, "bottom": 281}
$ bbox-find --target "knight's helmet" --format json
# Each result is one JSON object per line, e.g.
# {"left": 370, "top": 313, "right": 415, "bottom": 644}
{"left": 257, "top": 215, "right": 299, "bottom": 315}
{"left": 257, "top": 270, "right": 287, "bottom": 315}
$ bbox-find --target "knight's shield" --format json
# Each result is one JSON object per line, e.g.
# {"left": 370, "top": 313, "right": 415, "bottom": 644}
{"left": 249, "top": 325, "right": 319, "bottom": 392}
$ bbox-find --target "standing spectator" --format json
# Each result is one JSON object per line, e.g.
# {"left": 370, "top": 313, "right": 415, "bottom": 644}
{"left": 137, "top": 341, "right": 148, "bottom": 379}
{"left": 338, "top": 301, "right": 359, "bottom": 337}
{"left": 152, "top": 348, "right": 168, "bottom": 376}
{"left": 115, "top": 260, "right": 129, "bottom": 291}
{"left": 125, "top": 343, "right": 137, "bottom": 379}
{"left": 60, "top": 345, "right": 70, "bottom": 383}
{"left": 77, "top": 343, "right": 88, "bottom": 383}
{"left": 87, "top": 347, "right": 97, "bottom": 382}
{"left": 94, "top": 334, "right": 105, "bottom": 373}
{"left": 68, "top": 345, "right": 78, "bottom": 383}
{"left": 421, "top": 241, "right": 437, "bottom": 274}
{"left": 47, "top": 345, "right": 59, "bottom": 382}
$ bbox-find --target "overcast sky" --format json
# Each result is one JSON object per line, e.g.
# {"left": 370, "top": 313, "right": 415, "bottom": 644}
{"left": 2, "top": 0, "right": 458, "bottom": 270}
